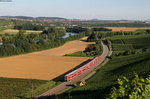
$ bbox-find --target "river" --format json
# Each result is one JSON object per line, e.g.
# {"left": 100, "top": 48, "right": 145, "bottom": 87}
{"left": 0, "top": 32, "right": 77, "bottom": 46}
{"left": 62, "top": 32, "right": 77, "bottom": 38}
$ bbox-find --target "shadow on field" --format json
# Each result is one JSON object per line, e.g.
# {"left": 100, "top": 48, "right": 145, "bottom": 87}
{"left": 34, "top": 85, "right": 113, "bottom": 99}
{"left": 110, "top": 58, "right": 150, "bottom": 77}
{"left": 80, "top": 39, "right": 87, "bottom": 42}
{"left": 52, "top": 59, "right": 93, "bottom": 82}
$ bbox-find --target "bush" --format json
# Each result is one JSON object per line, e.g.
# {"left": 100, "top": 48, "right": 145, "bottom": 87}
{"left": 108, "top": 75, "right": 150, "bottom": 99}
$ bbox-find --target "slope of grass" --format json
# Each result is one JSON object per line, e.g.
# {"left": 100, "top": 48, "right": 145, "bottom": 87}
{"left": 23, "top": 81, "right": 56, "bottom": 98}
{"left": 0, "top": 77, "right": 55, "bottom": 99}
{"left": 111, "top": 35, "right": 150, "bottom": 52}
{"left": 56, "top": 35, "right": 150, "bottom": 99}
{"left": 58, "top": 51, "right": 150, "bottom": 99}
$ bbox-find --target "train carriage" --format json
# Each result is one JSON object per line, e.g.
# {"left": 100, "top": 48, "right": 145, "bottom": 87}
{"left": 64, "top": 56, "right": 101, "bottom": 81}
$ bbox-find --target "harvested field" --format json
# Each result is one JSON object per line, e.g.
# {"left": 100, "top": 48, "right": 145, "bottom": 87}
{"left": 1, "top": 29, "right": 42, "bottom": 34}
{"left": 32, "top": 37, "right": 95, "bottom": 56}
{"left": 0, "top": 37, "right": 94, "bottom": 80}
{"left": 106, "top": 27, "right": 150, "bottom": 31}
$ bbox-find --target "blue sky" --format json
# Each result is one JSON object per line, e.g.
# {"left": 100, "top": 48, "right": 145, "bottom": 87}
{"left": 0, "top": 0, "right": 150, "bottom": 20}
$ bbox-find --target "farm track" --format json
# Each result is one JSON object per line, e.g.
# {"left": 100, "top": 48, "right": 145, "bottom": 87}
{"left": 34, "top": 41, "right": 109, "bottom": 99}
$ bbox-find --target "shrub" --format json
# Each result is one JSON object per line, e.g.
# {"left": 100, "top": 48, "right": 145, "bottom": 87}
{"left": 108, "top": 75, "right": 150, "bottom": 99}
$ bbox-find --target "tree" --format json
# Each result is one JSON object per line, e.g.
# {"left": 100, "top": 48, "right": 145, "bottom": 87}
{"left": 108, "top": 75, "right": 150, "bottom": 99}
{"left": 92, "top": 27, "right": 112, "bottom": 31}
{"left": 146, "top": 29, "right": 150, "bottom": 34}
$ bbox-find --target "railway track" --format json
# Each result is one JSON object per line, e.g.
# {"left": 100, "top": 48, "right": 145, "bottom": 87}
{"left": 34, "top": 41, "right": 109, "bottom": 99}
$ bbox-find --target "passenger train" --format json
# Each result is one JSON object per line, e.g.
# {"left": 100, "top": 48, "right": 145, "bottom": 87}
{"left": 64, "top": 56, "right": 101, "bottom": 81}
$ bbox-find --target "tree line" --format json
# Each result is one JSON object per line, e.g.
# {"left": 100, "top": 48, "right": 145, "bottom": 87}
{"left": 87, "top": 30, "right": 150, "bottom": 41}
{"left": 67, "top": 22, "right": 150, "bottom": 27}
{"left": 0, "top": 27, "right": 86, "bottom": 57}
{"left": 66, "top": 26, "right": 89, "bottom": 33}
{"left": 14, "top": 23, "right": 45, "bottom": 31}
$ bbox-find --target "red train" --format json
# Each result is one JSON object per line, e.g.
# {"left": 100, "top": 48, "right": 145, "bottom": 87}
{"left": 64, "top": 56, "right": 101, "bottom": 81}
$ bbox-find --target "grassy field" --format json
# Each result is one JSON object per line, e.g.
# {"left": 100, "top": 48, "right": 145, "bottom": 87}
{"left": 0, "top": 21, "right": 13, "bottom": 32}
{"left": 57, "top": 35, "right": 150, "bottom": 99}
{"left": 0, "top": 77, "right": 57, "bottom": 99}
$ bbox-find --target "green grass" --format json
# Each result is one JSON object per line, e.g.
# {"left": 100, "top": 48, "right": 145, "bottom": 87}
{"left": 23, "top": 81, "right": 57, "bottom": 98}
{"left": 0, "top": 77, "right": 57, "bottom": 99}
{"left": 56, "top": 35, "right": 150, "bottom": 99}
{"left": 0, "top": 21, "right": 13, "bottom": 32}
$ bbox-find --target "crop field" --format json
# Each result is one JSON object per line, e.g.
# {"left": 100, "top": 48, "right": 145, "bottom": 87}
{"left": 0, "top": 37, "right": 94, "bottom": 80}
{"left": 110, "top": 35, "right": 150, "bottom": 52}
{"left": 0, "top": 29, "right": 42, "bottom": 34}
{"left": 106, "top": 27, "right": 150, "bottom": 31}
{"left": 109, "top": 34, "right": 150, "bottom": 40}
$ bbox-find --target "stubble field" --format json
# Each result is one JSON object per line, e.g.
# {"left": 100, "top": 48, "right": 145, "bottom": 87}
{"left": 0, "top": 37, "right": 94, "bottom": 80}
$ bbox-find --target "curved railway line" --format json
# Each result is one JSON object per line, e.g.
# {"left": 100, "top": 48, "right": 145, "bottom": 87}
{"left": 34, "top": 40, "right": 109, "bottom": 99}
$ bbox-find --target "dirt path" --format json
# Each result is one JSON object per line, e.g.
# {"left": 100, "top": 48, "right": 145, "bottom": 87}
{"left": 0, "top": 37, "right": 94, "bottom": 80}
{"left": 34, "top": 41, "right": 109, "bottom": 98}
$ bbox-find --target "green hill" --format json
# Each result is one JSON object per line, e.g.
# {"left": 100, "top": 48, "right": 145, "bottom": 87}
{"left": 57, "top": 34, "right": 150, "bottom": 99}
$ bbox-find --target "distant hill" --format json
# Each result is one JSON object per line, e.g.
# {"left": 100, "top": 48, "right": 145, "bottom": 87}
{"left": 36, "top": 17, "right": 66, "bottom": 20}
{"left": 89, "top": 19, "right": 126, "bottom": 21}
{"left": 0, "top": 16, "right": 67, "bottom": 21}
{"left": 90, "top": 19, "right": 100, "bottom": 21}
{"left": 0, "top": 16, "right": 144, "bottom": 23}
{"left": 0, "top": 16, "right": 35, "bottom": 20}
